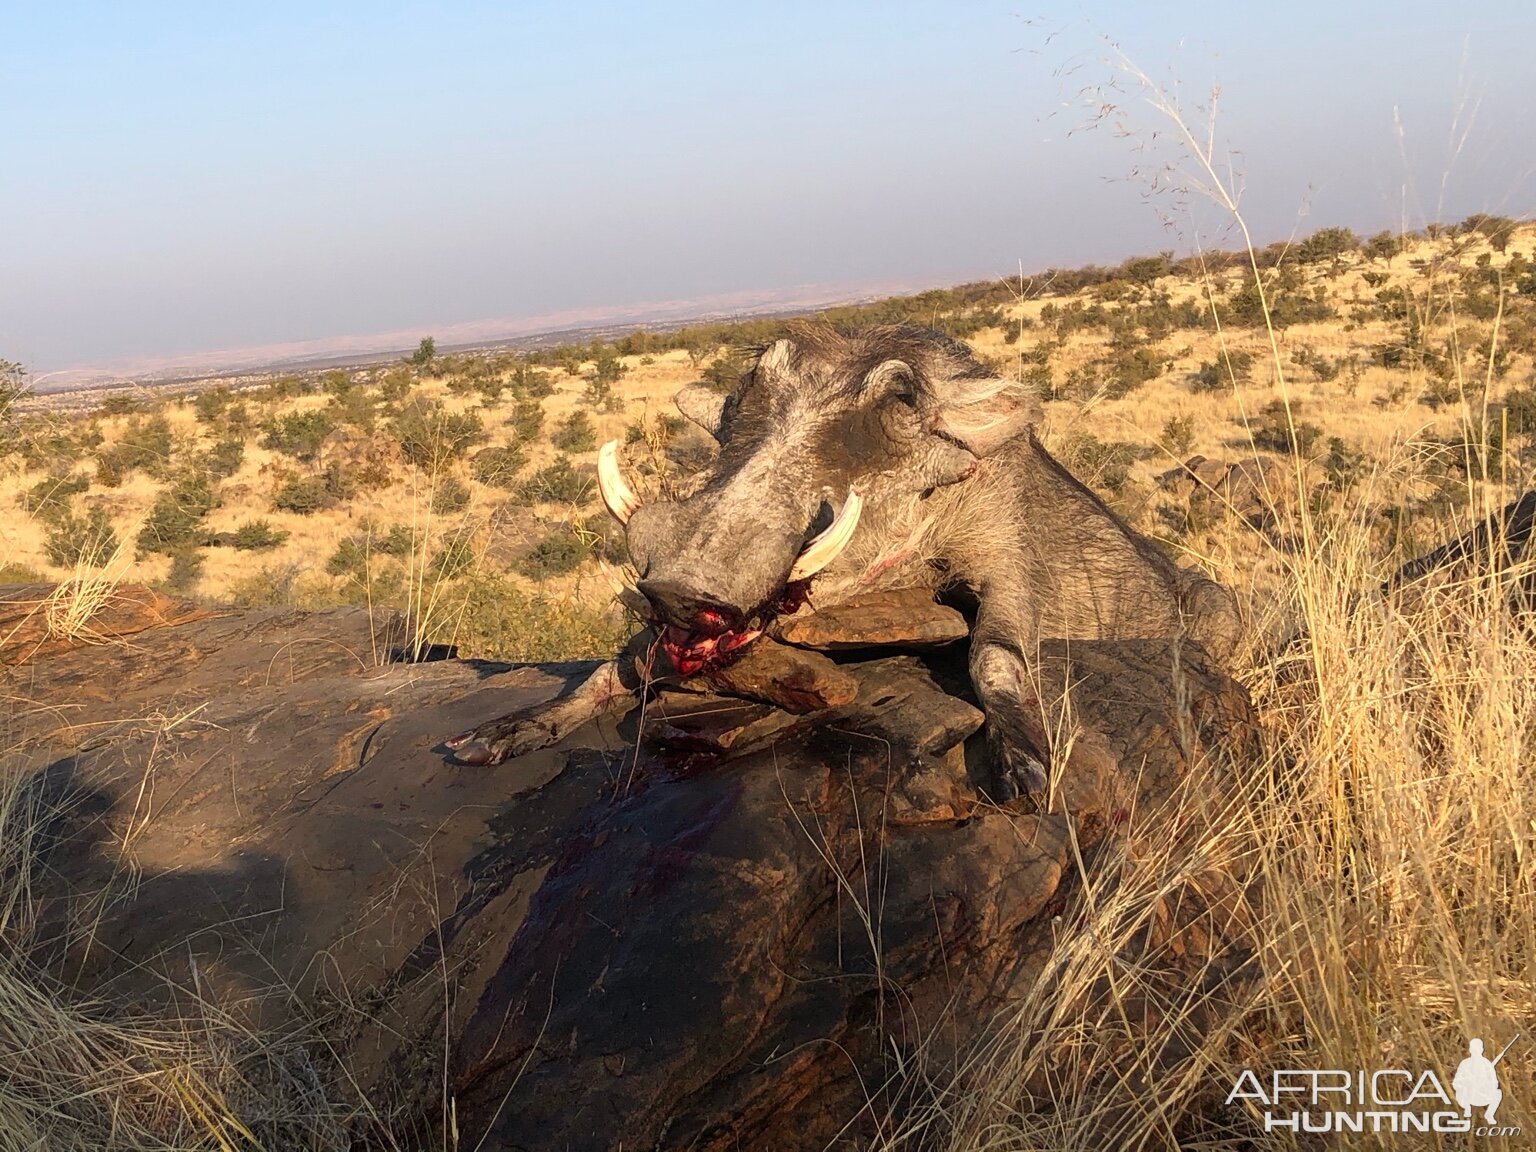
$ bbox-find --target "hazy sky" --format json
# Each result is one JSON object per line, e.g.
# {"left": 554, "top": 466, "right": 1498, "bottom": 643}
{"left": 3, "top": 1, "right": 1532, "bottom": 375}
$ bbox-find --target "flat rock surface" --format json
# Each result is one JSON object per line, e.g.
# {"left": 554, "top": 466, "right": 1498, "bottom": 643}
{"left": 6, "top": 585, "right": 1258, "bottom": 1151}
{"left": 691, "top": 635, "right": 860, "bottom": 712}
{"left": 772, "top": 587, "right": 969, "bottom": 649}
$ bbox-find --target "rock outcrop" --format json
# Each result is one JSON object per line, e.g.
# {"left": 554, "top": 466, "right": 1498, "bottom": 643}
{"left": 3, "top": 584, "right": 1257, "bottom": 1150}
{"left": 1157, "top": 454, "right": 1292, "bottom": 526}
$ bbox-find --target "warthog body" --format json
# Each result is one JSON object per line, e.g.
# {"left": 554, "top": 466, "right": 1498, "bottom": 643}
{"left": 449, "top": 323, "right": 1240, "bottom": 792}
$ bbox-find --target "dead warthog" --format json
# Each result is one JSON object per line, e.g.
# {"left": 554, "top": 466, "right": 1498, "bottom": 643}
{"left": 448, "top": 323, "right": 1239, "bottom": 793}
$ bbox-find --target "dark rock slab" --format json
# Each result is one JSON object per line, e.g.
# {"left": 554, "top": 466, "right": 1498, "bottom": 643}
{"left": 1157, "top": 455, "right": 1294, "bottom": 525}
{"left": 690, "top": 635, "right": 859, "bottom": 712}
{"left": 0, "top": 582, "right": 209, "bottom": 666}
{"left": 11, "top": 599, "right": 1258, "bottom": 1152}
{"left": 772, "top": 588, "right": 969, "bottom": 649}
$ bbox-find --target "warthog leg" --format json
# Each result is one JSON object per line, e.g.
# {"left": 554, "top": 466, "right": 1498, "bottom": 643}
{"left": 447, "top": 655, "right": 645, "bottom": 766}
{"left": 969, "top": 633, "right": 1051, "bottom": 801}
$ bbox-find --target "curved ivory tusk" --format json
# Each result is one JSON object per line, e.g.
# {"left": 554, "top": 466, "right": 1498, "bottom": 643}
{"left": 788, "top": 490, "right": 863, "bottom": 582}
{"left": 596, "top": 440, "right": 642, "bottom": 524}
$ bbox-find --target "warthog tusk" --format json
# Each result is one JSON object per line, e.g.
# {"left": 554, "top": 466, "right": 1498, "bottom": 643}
{"left": 788, "top": 490, "right": 863, "bottom": 582}
{"left": 597, "top": 440, "right": 641, "bottom": 524}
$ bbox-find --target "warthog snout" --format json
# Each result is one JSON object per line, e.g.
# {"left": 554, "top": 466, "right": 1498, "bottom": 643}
{"left": 619, "top": 493, "right": 833, "bottom": 675}
{"left": 633, "top": 578, "right": 739, "bottom": 635}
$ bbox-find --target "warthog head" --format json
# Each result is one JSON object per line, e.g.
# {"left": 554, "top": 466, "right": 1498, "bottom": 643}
{"left": 598, "top": 324, "right": 1039, "bottom": 675}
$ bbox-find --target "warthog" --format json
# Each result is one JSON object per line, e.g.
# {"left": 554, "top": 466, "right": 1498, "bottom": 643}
{"left": 448, "top": 323, "right": 1240, "bottom": 793}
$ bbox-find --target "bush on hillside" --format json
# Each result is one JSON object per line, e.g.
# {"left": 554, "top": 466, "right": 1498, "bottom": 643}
{"left": 392, "top": 398, "right": 487, "bottom": 471}
{"left": 44, "top": 503, "right": 118, "bottom": 567}
{"left": 513, "top": 456, "right": 590, "bottom": 506}
{"left": 229, "top": 519, "right": 289, "bottom": 551}
{"left": 260, "top": 409, "right": 336, "bottom": 461}
{"left": 136, "top": 474, "right": 217, "bottom": 555}
{"left": 552, "top": 411, "right": 597, "bottom": 453}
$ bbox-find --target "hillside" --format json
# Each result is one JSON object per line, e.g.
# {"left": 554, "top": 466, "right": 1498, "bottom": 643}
{"left": 3, "top": 216, "right": 1533, "bottom": 664}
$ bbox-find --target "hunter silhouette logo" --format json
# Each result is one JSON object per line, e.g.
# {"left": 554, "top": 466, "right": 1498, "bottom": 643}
{"left": 1453, "top": 1036, "right": 1515, "bottom": 1126}
{"left": 1226, "top": 1033, "right": 1523, "bottom": 1137}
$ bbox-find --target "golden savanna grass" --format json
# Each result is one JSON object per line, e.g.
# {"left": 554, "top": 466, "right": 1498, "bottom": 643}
{"left": 1, "top": 199, "right": 1533, "bottom": 1143}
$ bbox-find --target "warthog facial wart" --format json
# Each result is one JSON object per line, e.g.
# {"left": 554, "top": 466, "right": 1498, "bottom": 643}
{"left": 447, "top": 322, "right": 1241, "bottom": 794}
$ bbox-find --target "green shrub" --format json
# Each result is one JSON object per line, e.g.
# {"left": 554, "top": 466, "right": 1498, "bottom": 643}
{"left": 0, "top": 561, "right": 45, "bottom": 583}
{"left": 377, "top": 367, "right": 414, "bottom": 401}
{"left": 375, "top": 523, "right": 416, "bottom": 557}
{"left": 1291, "top": 345, "right": 1344, "bottom": 383}
{"left": 431, "top": 474, "right": 472, "bottom": 515}
{"left": 1100, "top": 329, "right": 1168, "bottom": 397}
{"left": 1322, "top": 436, "right": 1368, "bottom": 490}
{"left": 23, "top": 473, "right": 89, "bottom": 519}
{"left": 552, "top": 411, "right": 597, "bottom": 453}
{"left": 193, "top": 386, "right": 234, "bottom": 423}
{"left": 260, "top": 409, "right": 335, "bottom": 460}
{"left": 1295, "top": 226, "right": 1358, "bottom": 265}
{"left": 508, "top": 398, "right": 544, "bottom": 445}
{"left": 1122, "top": 254, "right": 1173, "bottom": 284}
{"left": 96, "top": 394, "right": 140, "bottom": 416}
{"left": 110, "top": 414, "right": 175, "bottom": 477}
{"left": 271, "top": 474, "right": 332, "bottom": 515}
{"left": 1158, "top": 415, "right": 1196, "bottom": 458}
{"left": 94, "top": 446, "right": 130, "bottom": 487}
{"left": 44, "top": 503, "right": 118, "bottom": 566}
{"left": 205, "top": 435, "right": 245, "bottom": 479}
{"left": 165, "top": 549, "right": 205, "bottom": 592}
{"left": 0, "top": 360, "right": 29, "bottom": 454}
{"left": 1250, "top": 400, "right": 1323, "bottom": 457}
{"left": 226, "top": 562, "right": 303, "bottom": 607}
{"left": 137, "top": 474, "right": 217, "bottom": 555}
{"left": 449, "top": 572, "right": 627, "bottom": 662}
{"left": 1223, "top": 265, "right": 1336, "bottom": 328}
{"left": 583, "top": 348, "right": 628, "bottom": 410}
{"left": 325, "top": 521, "right": 426, "bottom": 581}
{"left": 470, "top": 444, "right": 526, "bottom": 488}
{"left": 430, "top": 533, "right": 477, "bottom": 581}
{"left": 510, "top": 363, "right": 555, "bottom": 399}
{"left": 229, "top": 519, "right": 288, "bottom": 550}
{"left": 392, "top": 398, "right": 487, "bottom": 471}
{"left": 700, "top": 350, "right": 750, "bottom": 393}
{"left": 1053, "top": 433, "right": 1144, "bottom": 493}
{"left": 11, "top": 422, "right": 87, "bottom": 472}
{"left": 1364, "top": 231, "right": 1403, "bottom": 262}
{"left": 408, "top": 336, "right": 436, "bottom": 367}
{"left": 514, "top": 456, "right": 591, "bottom": 506}
{"left": 518, "top": 526, "right": 590, "bottom": 577}
{"left": 1190, "top": 350, "right": 1255, "bottom": 393}
{"left": 327, "top": 386, "right": 379, "bottom": 433}
{"left": 1461, "top": 213, "right": 1518, "bottom": 253}
{"left": 326, "top": 537, "right": 372, "bottom": 578}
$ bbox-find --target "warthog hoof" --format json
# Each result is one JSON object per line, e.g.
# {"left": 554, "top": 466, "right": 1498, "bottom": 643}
{"left": 992, "top": 743, "right": 1050, "bottom": 801}
{"left": 446, "top": 712, "right": 562, "bottom": 766}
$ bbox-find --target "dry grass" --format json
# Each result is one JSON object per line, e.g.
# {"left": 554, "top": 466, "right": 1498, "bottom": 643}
{"left": 0, "top": 734, "right": 384, "bottom": 1152}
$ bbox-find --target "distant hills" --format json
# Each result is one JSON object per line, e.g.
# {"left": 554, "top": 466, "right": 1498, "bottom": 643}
{"left": 33, "top": 277, "right": 931, "bottom": 393}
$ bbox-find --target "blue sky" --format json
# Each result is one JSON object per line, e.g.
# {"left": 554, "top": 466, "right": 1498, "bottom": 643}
{"left": 3, "top": 1, "right": 1532, "bottom": 374}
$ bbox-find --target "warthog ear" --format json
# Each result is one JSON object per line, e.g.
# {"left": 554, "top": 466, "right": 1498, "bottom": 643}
{"left": 674, "top": 384, "right": 729, "bottom": 441}
{"left": 932, "top": 376, "right": 1042, "bottom": 457}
